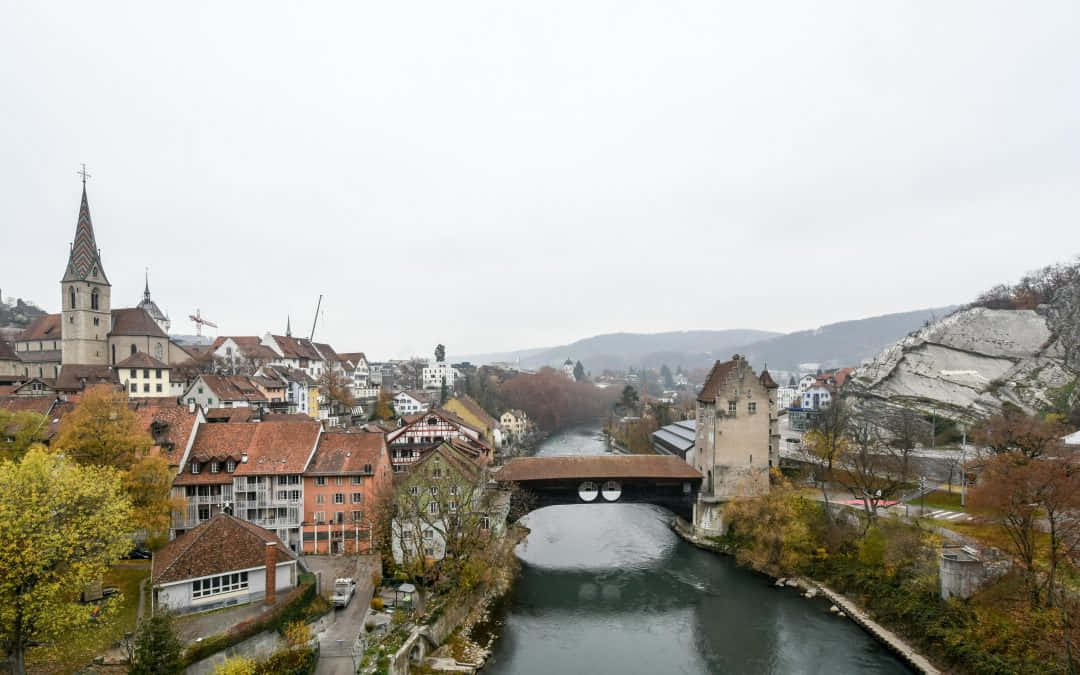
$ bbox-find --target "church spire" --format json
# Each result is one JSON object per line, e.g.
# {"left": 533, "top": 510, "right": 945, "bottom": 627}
{"left": 286, "top": 315, "right": 292, "bottom": 337}
{"left": 144, "top": 268, "right": 151, "bottom": 302}
{"left": 62, "top": 172, "right": 109, "bottom": 285}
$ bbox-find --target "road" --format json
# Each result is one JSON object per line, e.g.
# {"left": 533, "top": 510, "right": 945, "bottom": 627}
{"left": 307, "top": 556, "right": 378, "bottom": 675}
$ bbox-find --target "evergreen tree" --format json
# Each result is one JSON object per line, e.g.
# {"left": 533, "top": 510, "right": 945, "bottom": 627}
{"left": 439, "top": 376, "right": 448, "bottom": 405}
{"left": 660, "top": 364, "right": 674, "bottom": 389}
{"left": 788, "top": 375, "right": 796, "bottom": 387}
{"left": 573, "top": 361, "right": 586, "bottom": 382}
{"left": 434, "top": 344, "right": 446, "bottom": 363}
{"left": 128, "top": 612, "right": 183, "bottom": 675}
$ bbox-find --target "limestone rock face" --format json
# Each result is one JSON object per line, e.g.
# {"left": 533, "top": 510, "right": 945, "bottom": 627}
{"left": 848, "top": 307, "right": 1076, "bottom": 421}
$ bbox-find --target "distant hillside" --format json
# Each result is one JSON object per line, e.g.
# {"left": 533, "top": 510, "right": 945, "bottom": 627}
{"left": 462, "top": 306, "right": 957, "bottom": 375}
{"left": 735, "top": 306, "right": 959, "bottom": 374}
{"left": 0, "top": 297, "right": 46, "bottom": 331}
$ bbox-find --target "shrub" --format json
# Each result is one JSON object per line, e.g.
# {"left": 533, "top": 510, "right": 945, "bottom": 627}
{"left": 371, "top": 596, "right": 385, "bottom": 611}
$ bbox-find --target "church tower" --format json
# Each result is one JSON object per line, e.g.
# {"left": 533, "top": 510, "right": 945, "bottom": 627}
{"left": 61, "top": 180, "right": 111, "bottom": 365}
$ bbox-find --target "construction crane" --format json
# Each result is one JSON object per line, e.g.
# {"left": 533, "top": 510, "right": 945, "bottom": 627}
{"left": 189, "top": 308, "right": 218, "bottom": 337}
{"left": 309, "top": 294, "right": 323, "bottom": 341}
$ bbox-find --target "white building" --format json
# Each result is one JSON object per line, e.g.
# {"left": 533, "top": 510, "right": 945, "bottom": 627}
{"left": 152, "top": 513, "right": 298, "bottom": 615}
{"left": 118, "top": 352, "right": 173, "bottom": 398}
{"left": 422, "top": 361, "right": 458, "bottom": 390}
{"left": 776, "top": 386, "right": 798, "bottom": 410}
{"left": 797, "top": 375, "right": 817, "bottom": 392}
{"left": 394, "top": 390, "right": 430, "bottom": 416}
{"left": 801, "top": 386, "right": 832, "bottom": 410}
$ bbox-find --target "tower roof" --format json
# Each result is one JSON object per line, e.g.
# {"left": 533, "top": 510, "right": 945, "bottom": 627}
{"left": 136, "top": 270, "right": 168, "bottom": 323}
{"left": 62, "top": 185, "right": 109, "bottom": 284}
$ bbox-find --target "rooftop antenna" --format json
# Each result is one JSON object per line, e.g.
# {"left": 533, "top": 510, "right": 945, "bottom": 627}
{"left": 309, "top": 294, "right": 323, "bottom": 341}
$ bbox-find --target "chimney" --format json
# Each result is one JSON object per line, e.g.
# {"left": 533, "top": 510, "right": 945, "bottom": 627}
{"left": 265, "top": 542, "right": 277, "bottom": 605}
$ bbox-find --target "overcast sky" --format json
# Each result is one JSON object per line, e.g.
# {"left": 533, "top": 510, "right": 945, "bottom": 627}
{"left": 2, "top": 1, "right": 1078, "bottom": 360}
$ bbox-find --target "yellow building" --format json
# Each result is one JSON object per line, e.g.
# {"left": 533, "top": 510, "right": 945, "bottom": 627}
{"left": 443, "top": 395, "right": 499, "bottom": 447}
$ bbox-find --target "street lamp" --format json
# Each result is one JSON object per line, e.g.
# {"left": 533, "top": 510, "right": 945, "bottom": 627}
{"left": 960, "top": 426, "right": 967, "bottom": 508}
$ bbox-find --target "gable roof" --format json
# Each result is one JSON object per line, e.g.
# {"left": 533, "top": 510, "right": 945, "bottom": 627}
{"left": 308, "top": 431, "right": 386, "bottom": 475}
{"left": 447, "top": 395, "right": 498, "bottom": 430}
{"left": 151, "top": 513, "right": 294, "bottom": 585}
{"left": 117, "top": 352, "right": 169, "bottom": 369}
{"left": 132, "top": 399, "right": 199, "bottom": 468}
{"left": 759, "top": 369, "right": 778, "bottom": 389}
{"left": 55, "top": 365, "right": 118, "bottom": 392}
{"left": 697, "top": 359, "right": 739, "bottom": 403}
{"left": 211, "top": 336, "right": 279, "bottom": 361}
{"left": 337, "top": 352, "right": 367, "bottom": 365}
{"left": 18, "top": 314, "right": 61, "bottom": 342}
{"left": 268, "top": 335, "right": 323, "bottom": 361}
{"left": 234, "top": 420, "right": 321, "bottom": 475}
{"left": 111, "top": 307, "right": 168, "bottom": 338}
{"left": 198, "top": 375, "right": 268, "bottom": 402}
{"left": 204, "top": 406, "right": 256, "bottom": 423}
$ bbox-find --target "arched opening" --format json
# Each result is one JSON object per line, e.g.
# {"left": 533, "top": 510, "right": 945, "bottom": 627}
{"left": 90, "top": 288, "right": 99, "bottom": 310}
{"left": 130, "top": 344, "right": 137, "bottom": 356}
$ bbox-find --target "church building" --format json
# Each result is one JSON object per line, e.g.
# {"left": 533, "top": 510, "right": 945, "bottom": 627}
{"left": 13, "top": 179, "right": 191, "bottom": 388}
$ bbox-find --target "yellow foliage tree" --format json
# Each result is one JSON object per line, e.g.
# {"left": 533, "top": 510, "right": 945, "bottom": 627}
{"left": 53, "top": 386, "right": 151, "bottom": 470}
{"left": 0, "top": 409, "right": 49, "bottom": 462}
{"left": 0, "top": 447, "right": 133, "bottom": 675}
{"left": 212, "top": 656, "right": 256, "bottom": 675}
{"left": 125, "top": 455, "right": 183, "bottom": 539}
{"left": 724, "top": 477, "right": 816, "bottom": 577}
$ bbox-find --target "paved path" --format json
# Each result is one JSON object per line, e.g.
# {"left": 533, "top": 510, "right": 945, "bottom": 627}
{"left": 313, "top": 557, "right": 378, "bottom": 675}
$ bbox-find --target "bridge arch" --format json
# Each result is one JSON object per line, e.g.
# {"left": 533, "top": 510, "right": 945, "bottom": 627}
{"left": 493, "top": 455, "right": 702, "bottom": 521}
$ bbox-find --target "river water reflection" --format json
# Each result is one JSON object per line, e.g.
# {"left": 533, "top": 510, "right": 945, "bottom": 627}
{"left": 482, "top": 426, "right": 913, "bottom": 674}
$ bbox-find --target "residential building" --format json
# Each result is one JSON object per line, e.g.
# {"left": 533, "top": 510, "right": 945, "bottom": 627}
{"left": 152, "top": 513, "right": 298, "bottom": 614}
{"left": 171, "top": 422, "right": 251, "bottom": 536}
{"left": 385, "top": 409, "right": 490, "bottom": 472}
{"left": 499, "top": 409, "right": 528, "bottom": 441}
{"left": 443, "top": 395, "right": 501, "bottom": 447}
{"left": 776, "top": 386, "right": 798, "bottom": 410}
{"left": 132, "top": 398, "right": 202, "bottom": 476}
{"left": 181, "top": 374, "right": 268, "bottom": 410}
{"left": 208, "top": 336, "right": 279, "bottom": 374}
{"left": 257, "top": 366, "right": 319, "bottom": 418}
{"left": 118, "top": 352, "right": 172, "bottom": 397}
{"left": 389, "top": 440, "right": 507, "bottom": 565}
{"left": 688, "top": 355, "right": 777, "bottom": 535}
{"left": 797, "top": 374, "right": 817, "bottom": 392}
{"left": 338, "top": 352, "right": 379, "bottom": 399}
{"left": 422, "top": 361, "right": 458, "bottom": 391}
{"left": 393, "top": 390, "right": 430, "bottom": 416}
{"left": 801, "top": 386, "right": 832, "bottom": 410}
{"left": 302, "top": 431, "right": 393, "bottom": 554}
{"left": 231, "top": 419, "right": 322, "bottom": 550}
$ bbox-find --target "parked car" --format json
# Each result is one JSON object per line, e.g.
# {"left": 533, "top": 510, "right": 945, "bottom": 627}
{"left": 123, "top": 546, "right": 151, "bottom": 560}
{"left": 332, "top": 578, "right": 356, "bottom": 608}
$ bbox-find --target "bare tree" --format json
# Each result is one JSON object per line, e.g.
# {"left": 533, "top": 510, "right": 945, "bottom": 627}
{"left": 835, "top": 413, "right": 912, "bottom": 528}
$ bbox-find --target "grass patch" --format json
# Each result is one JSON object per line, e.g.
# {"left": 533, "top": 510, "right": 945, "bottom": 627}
{"left": 913, "top": 489, "right": 963, "bottom": 511}
{"left": 28, "top": 560, "right": 150, "bottom": 674}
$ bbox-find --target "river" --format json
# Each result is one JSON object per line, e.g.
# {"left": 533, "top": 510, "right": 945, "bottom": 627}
{"left": 481, "top": 425, "right": 913, "bottom": 674}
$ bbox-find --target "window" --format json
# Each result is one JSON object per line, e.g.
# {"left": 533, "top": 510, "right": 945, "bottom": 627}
{"left": 207, "top": 397, "right": 214, "bottom": 406}
{"left": 155, "top": 369, "right": 162, "bottom": 378}
{"left": 335, "top": 477, "right": 344, "bottom": 486}
{"left": 131, "top": 369, "right": 137, "bottom": 378}
{"left": 748, "top": 402, "right": 757, "bottom": 414}
{"left": 481, "top": 516, "right": 491, "bottom": 530}
{"left": 315, "top": 477, "right": 326, "bottom": 486}
{"left": 402, "top": 530, "right": 413, "bottom": 540}
{"left": 130, "top": 344, "right": 137, "bottom": 356}
{"left": 334, "top": 511, "right": 344, "bottom": 524}
{"left": 192, "top": 572, "right": 249, "bottom": 599}
{"left": 351, "top": 510, "right": 363, "bottom": 522}
{"left": 448, "top": 501, "right": 457, "bottom": 512}
{"left": 728, "top": 401, "right": 737, "bottom": 415}
{"left": 363, "top": 463, "right": 373, "bottom": 475}
{"left": 333, "top": 493, "right": 344, "bottom": 504}
{"left": 90, "top": 288, "right": 99, "bottom": 310}
{"left": 210, "top": 462, "right": 220, "bottom": 474}
{"left": 130, "top": 383, "right": 137, "bottom": 393}
{"left": 156, "top": 383, "right": 162, "bottom": 393}
{"left": 429, "top": 502, "right": 439, "bottom": 515}
{"left": 423, "top": 528, "right": 434, "bottom": 540}
{"left": 351, "top": 492, "right": 363, "bottom": 504}
{"left": 316, "top": 494, "right": 325, "bottom": 504}
{"left": 190, "top": 462, "right": 200, "bottom": 474}
{"left": 143, "top": 383, "right": 150, "bottom": 393}
{"left": 430, "top": 486, "right": 438, "bottom": 496}
{"left": 69, "top": 287, "right": 76, "bottom": 308}
{"left": 350, "top": 476, "right": 363, "bottom": 485}
{"left": 432, "top": 467, "right": 442, "bottom": 478}
{"left": 226, "top": 460, "right": 236, "bottom": 472}
{"left": 449, "top": 486, "right": 460, "bottom": 496}
{"left": 409, "top": 486, "right": 420, "bottom": 496}
{"left": 93, "top": 317, "right": 99, "bottom": 326}
{"left": 143, "top": 369, "right": 150, "bottom": 378}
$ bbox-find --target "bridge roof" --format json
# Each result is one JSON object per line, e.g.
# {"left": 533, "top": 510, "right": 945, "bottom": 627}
{"left": 494, "top": 455, "right": 702, "bottom": 482}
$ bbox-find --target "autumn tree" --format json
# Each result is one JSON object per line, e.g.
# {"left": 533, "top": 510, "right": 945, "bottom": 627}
{"left": 0, "top": 409, "right": 49, "bottom": 461}
{"left": 128, "top": 611, "right": 183, "bottom": 675}
{"left": 970, "top": 452, "right": 1045, "bottom": 605}
{"left": 724, "top": 474, "right": 816, "bottom": 576}
{"left": 54, "top": 385, "right": 151, "bottom": 470}
{"left": 319, "top": 369, "right": 356, "bottom": 413}
{"left": 125, "top": 455, "right": 182, "bottom": 542}
{"left": 499, "top": 368, "right": 616, "bottom": 431}
{"left": 0, "top": 448, "right": 133, "bottom": 674}
{"left": 973, "top": 409, "right": 1070, "bottom": 458}
{"left": 373, "top": 388, "right": 396, "bottom": 421}
{"left": 212, "top": 657, "right": 256, "bottom": 675}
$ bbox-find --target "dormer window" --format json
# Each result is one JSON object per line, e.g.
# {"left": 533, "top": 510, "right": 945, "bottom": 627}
{"left": 190, "top": 461, "right": 201, "bottom": 474}
{"left": 210, "top": 462, "right": 220, "bottom": 474}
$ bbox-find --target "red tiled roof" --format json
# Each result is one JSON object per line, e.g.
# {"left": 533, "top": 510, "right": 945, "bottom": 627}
{"left": 116, "top": 352, "right": 169, "bottom": 369}
{"left": 697, "top": 359, "right": 739, "bottom": 403}
{"left": 18, "top": 314, "right": 61, "bottom": 342}
{"left": 111, "top": 307, "right": 168, "bottom": 337}
{"left": 759, "top": 369, "right": 778, "bottom": 389}
{"left": 200, "top": 375, "right": 268, "bottom": 402}
{"left": 187, "top": 423, "right": 257, "bottom": 462}
{"left": 0, "top": 396, "right": 57, "bottom": 416}
{"left": 205, "top": 407, "right": 255, "bottom": 423}
{"left": 308, "top": 432, "right": 385, "bottom": 475}
{"left": 0, "top": 341, "right": 17, "bottom": 360}
{"left": 268, "top": 335, "right": 322, "bottom": 361}
{"left": 240, "top": 420, "right": 320, "bottom": 474}
{"left": 132, "top": 399, "right": 199, "bottom": 468}
{"left": 152, "top": 513, "right": 294, "bottom": 585}
{"left": 337, "top": 352, "right": 367, "bottom": 365}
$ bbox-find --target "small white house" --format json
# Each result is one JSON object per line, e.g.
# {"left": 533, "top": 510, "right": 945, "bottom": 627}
{"left": 394, "top": 390, "right": 430, "bottom": 416}
{"left": 117, "top": 352, "right": 172, "bottom": 398}
{"left": 801, "top": 386, "right": 832, "bottom": 410}
{"left": 152, "top": 513, "right": 298, "bottom": 614}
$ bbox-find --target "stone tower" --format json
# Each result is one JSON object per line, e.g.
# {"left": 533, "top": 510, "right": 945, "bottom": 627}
{"left": 61, "top": 183, "right": 111, "bottom": 365}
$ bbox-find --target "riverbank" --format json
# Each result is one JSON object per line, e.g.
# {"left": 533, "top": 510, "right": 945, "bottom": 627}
{"left": 671, "top": 516, "right": 940, "bottom": 675}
